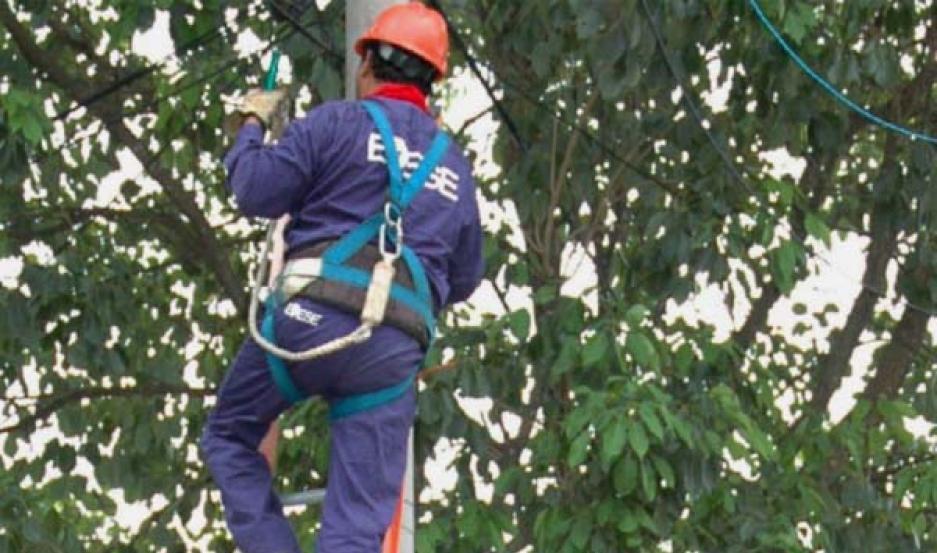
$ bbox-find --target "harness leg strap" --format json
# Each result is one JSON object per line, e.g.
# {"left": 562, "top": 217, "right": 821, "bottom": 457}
{"left": 329, "top": 371, "right": 417, "bottom": 421}
{"left": 262, "top": 298, "right": 306, "bottom": 405}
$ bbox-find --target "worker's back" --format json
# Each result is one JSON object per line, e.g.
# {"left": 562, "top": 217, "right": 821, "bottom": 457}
{"left": 226, "top": 95, "right": 483, "bottom": 310}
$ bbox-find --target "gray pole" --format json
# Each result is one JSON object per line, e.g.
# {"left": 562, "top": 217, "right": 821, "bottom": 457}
{"left": 345, "top": 3, "right": 413, "bottom": 553}
{"left": 346, "top": 0, "right": 405, "bottom": 99}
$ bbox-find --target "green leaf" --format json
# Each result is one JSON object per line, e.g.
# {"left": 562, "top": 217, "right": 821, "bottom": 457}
{"left": 21, "top": 118, "right": 43, "bottom": 145}
{"left": 640, "top": 460, "right": 657, "bottom": 501}
{"left": 627, "top": 420, "right": 649, "bottom": 458}
{"left": 613, "top": 455, "right": 639, "bottom": 496}
{"left": 568, "top": 512, "right": 592, "bottom": 548}
{"left": 664, "top": 411, "right": 695, "bottom": 448}
{"left": 725, "top": 435, "right": 748, "bottom": 460}
{"left": 600, "top": 417, "right": 628, "bottom": 467}
{"left": 782, "top": 3, "right": 816, "bottom": 43}
{"left": 551, "top": 339, "right": 579, "bottom": 379}
{"left": 742, "top": 424, "right": 776, "bottom": 461}
{"left": 617, "top": 508, "right": 639, "bottom": 533}
{"left": 804, "top": 213, "right": 832, "bottom": 247}
{"left": 651, "top": 455, "right": 675, "bottom": 488}
{"left": 674, "top": 343, "right": 694, "bottom": 371}
{"left": 771, "top": 240, "right": 800, "bottom": 294}
{"left": 534, "top": 284, "right": 558, "bottom": 304}
{"left": 582, "top": 332, "right": 610, "bottom": 367}
{"left": 568, "top": 431, "right": 591, "bottom": 467}
{"left": 638, "top": 403, "right": 664, "bottom": 440}
{"left": 565, "top": 404, "right": 593, "bottom": 440}
{"left": 507, "top": 309, "right": 531, "bottom": 341}
{"left": 626, "top": 332, "right": 658, "bottom": 369}
{"left": 624, "top": 304, "right": 649, "bottom": 326}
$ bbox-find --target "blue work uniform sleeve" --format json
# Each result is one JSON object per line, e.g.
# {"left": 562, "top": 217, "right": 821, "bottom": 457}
{"left": 223, "top": 111, "right": 328, "bottom": 218}
{"left": 446, "top": 196, "right": 484, "bottom": 305}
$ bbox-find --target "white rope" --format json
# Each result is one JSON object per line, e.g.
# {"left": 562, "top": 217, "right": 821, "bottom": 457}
{"left": 247, "top": 221, "right": 395, "bottom": 362}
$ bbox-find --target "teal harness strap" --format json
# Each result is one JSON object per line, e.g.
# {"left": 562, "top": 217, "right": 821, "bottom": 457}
{"left": 361, "top": 100, "right": 405, "bottom": 205}
{"left": 400, "top": 131, "right": 451, "bottom": 207}
{"left": 322, "top": 214, "right": 383, "bottom": 266}
{"left": 329, "top": 371, "right": 417, "bottom": 421}
{"left": 318, "top": 263, "right": 436, "bottom": 325}
{"left": 261, "top": 297, "right": 305, "bottom": 405}
{"left": 265, "top": 100, "right": 450, "bottom": 414}
{"left": 401, "top": 247, "right": 431, "bottom": 307}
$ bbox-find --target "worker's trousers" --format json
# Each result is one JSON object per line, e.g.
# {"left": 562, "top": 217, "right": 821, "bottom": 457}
{"left": 201, "top": 298, "right": 422, "bottom": 553}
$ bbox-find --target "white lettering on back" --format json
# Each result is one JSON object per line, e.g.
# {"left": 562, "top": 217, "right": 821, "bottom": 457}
{"left": 367, "top": 132, "right": 460, "bottom": 203}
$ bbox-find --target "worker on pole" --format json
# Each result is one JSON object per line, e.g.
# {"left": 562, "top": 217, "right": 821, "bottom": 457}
{"left": 200, "top": 3, "right": 483, "bottom": 552}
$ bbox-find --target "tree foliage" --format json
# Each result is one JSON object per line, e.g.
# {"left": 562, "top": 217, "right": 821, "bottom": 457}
{"left": 1, "top": 0, "right": 936, "bottom": 552}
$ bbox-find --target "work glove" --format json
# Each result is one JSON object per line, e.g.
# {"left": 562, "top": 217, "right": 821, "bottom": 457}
{"left": 224, "top": 88, "right": 291, "bottom": 139}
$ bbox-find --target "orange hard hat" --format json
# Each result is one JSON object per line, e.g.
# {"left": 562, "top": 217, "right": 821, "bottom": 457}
{"left": 354, "top": 2, "right": 449, "bottom": 79}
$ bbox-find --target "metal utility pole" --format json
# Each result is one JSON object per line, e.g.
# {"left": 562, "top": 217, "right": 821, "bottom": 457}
{"left": 345, "top": 1, "right": 405, "bottom": 100}
{"left": 346, "top": 3, "right": 412, "bottom": 553}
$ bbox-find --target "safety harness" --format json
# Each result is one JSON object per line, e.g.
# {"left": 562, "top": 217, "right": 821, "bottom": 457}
{"left": 247, "top": 99, "right": 450, "bottom": 420}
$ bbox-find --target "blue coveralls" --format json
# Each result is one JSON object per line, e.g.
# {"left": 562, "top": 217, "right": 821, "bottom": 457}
{"left": 201, "top": 94, "right": 483, "bottom": 552}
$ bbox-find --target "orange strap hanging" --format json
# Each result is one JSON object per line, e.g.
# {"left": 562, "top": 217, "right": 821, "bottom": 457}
{"left": 381, "top": 485, "right": 406, "bottom": 553}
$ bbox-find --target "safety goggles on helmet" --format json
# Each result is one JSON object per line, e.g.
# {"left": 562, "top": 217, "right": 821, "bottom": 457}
{"left": 368, "top": 42, "right": 438, "bottom": 86}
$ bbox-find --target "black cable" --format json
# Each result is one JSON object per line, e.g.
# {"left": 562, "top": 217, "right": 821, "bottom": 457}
{"left": 53, "top": 25, "right": 228, "bottom": 121}
{"left": 427, "top": 1, "right": 684, "bottom": 191}
{"left": 29, "top": 24, "right": 295, "bottom": 167}
{"left": 427, "top": 0, "right": 527, "bottom": 152}
{"left": 266, "top": 0, "right": 343, "bottom": 63}
{"left": 638, "top": 0, "right": 755, "bottom": 195}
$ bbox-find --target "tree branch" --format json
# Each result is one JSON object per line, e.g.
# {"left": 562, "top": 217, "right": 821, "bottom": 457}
{"left": 3, "top": 3, "right": 246, "bottom": 311}
{"left": 105, "top": 123, "right": 248, "bottom": 311}
{"left": 0, "top": 3, "right": 85, "bottom": 99}
{"left": 0, "top": 383, "right": 215, "bottom": 435}
{"left": 810, "top": 138, "right": 900, "bottom": 413}
{"left": 863, "top": 300, "right": 932, "bottom": 402}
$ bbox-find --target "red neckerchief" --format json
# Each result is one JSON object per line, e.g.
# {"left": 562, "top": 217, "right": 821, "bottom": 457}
{"left": 368, "top": 83, "right": 430, "bottom": 114}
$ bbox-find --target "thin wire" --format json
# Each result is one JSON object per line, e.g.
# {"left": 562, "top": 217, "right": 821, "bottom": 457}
{"left": 30, "top": 25, "right": 293, "bottom": 166}
{"left": 749, "top": 0, "right": 937, "bottom": 146}
{"left": 637, "top": 0, "right": 937, "bottom": 322}
{"left": 427, "top": 3, "right": 689, "bottom": 199}
{"left": 426, "top": 0, "right": 527, "bottom": 152}
{"left": 54, "top": 24, "right": 228, "bottom": 121}
{"left": 266, "top": 0, "right": 343, "bottom": 63}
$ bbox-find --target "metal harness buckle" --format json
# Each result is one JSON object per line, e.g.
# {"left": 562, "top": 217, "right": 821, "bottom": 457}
{"left": 380, "top": 202, "right": 403, "bottom": 260}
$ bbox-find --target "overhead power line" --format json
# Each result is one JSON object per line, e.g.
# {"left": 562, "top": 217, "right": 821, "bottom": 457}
{"left": 636, "top": 0, "right": 937, "bottom": 320}
{"left": 54, "top": 25, "right": 227, "bottom": 121}
{"left": 31, "top": 24, "right": 296, "bottom": 166}
{"left": 748, "top": 0, "right": 937, "bottom": 146}
{"left": 266, "top": 0, "right": 343, "bottom": 63}
{"left": 426, "top": 0, "right": 527, "bottom": 153}
{"left": 428, "top": 2, "right": 678, "bottom": 192}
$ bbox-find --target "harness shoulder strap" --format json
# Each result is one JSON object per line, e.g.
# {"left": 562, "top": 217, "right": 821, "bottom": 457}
{"left": 400, "top": 131, "right": 451, "bottom": 207}
{"left": 360, "top": 100, "right": 404, "bottom": 204}
{"left": 322, "top": 100, "right": 450, "bottom": 310}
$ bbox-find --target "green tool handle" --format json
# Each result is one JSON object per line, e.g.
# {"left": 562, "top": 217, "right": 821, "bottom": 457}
{"left": 263, "top": 49, "right": 281, "bottom": 91}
